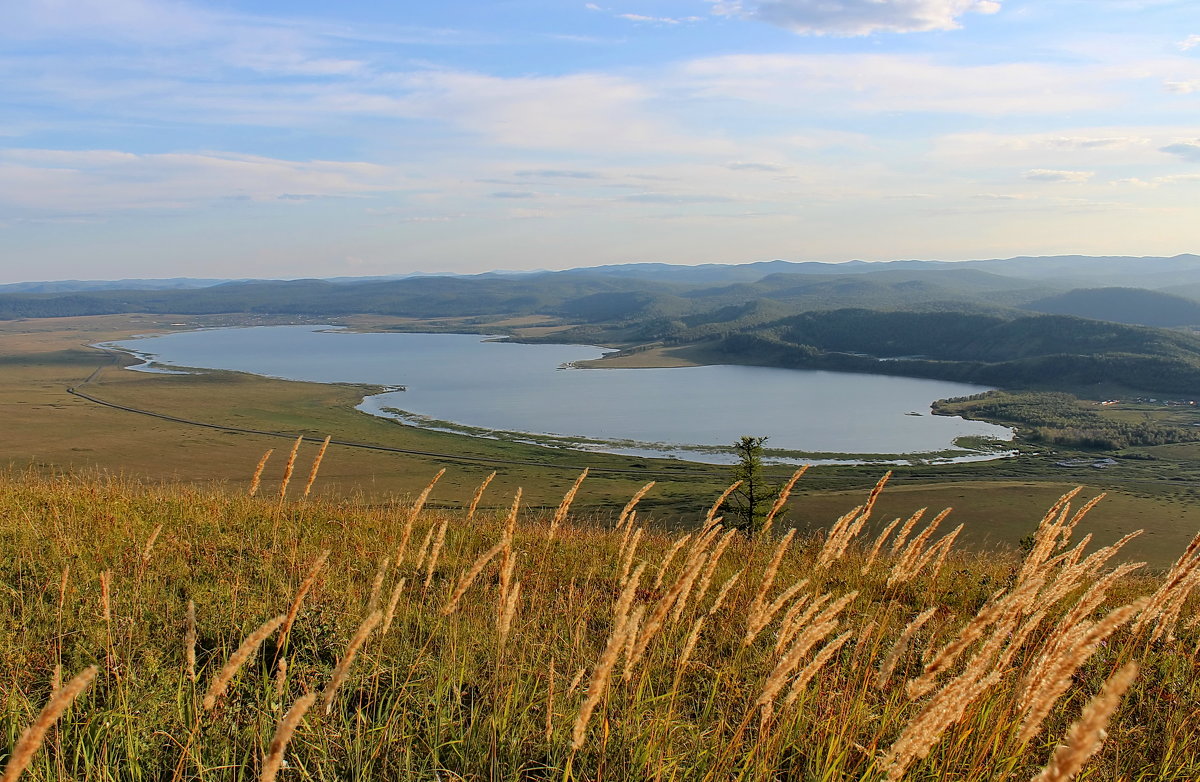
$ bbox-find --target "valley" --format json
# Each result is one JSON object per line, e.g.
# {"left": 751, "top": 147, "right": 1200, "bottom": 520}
{"left": 6, "top": 302, "right": 1200, "bottom": 567}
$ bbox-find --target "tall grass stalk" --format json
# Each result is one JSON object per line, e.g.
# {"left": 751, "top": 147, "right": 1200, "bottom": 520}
{"left": 277, "top": 436, "right": 303, "bottom": 500}
{"left": 1, "top": 666, "right": 97, "bottom": 782}
{"left": 301, "top": 435, "right": 331, "bottom": 499}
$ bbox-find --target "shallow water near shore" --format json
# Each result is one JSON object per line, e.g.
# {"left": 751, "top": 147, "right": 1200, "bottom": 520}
{"left": 104, "top": 325, "right": 1013, "bottom": 464}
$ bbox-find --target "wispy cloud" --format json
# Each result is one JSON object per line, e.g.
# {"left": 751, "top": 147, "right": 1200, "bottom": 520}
{"left": 932, "top": 129, "right": 1176, "bottom": 168}
{"left": 0, "top": 149, "right": 407, "bottom": 213}
{"left": 714, "top": 0, "right": 1002, "bottom": 36}
{"left": 514, "top": 169, "right": 602, "bottom": 179}
{"left": 394, "top": 70, "right": 731, "bottom": 154}
{"left": 1112, "top": 173, "right": 1200, "bottom": 188}
{"left": 1025, "top": 169, "right": 1094, "bottom": 183}
{"left": 616, "top": 13, "right": 704, "bottom": 25}
{"left": 1161, "top": 140, "right": 1200, "bottom": 161}
{"left": 727, "top": 162, "right": 787, "bottom": 172}
{"left": 1165, "top": 80, "right": 1200, "bottom": 93}
{"left": 679, "top": 53, "right": 1121, "bottom": 115}
{"left": 620, "top": 192, "right": 738, "bottom": 204}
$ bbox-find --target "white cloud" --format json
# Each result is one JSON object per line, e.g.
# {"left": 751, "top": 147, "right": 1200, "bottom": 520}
{"left": 1025, "top": 169, "right": 1094, "bottom": 183}
{"left": 719, "top": 0, "right": 1002, "bottom": 36}
{"left": 1179, "top": 34, "right": 1200, "bottom": 51}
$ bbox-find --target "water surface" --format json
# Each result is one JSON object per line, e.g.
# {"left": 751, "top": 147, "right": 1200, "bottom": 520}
{"left": 105, "top": 326, "right": 1013, "bottom": 464}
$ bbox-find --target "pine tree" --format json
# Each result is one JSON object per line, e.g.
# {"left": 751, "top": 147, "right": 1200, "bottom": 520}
{"left": 724, "top": 435, "right": 777, "bottom": 536}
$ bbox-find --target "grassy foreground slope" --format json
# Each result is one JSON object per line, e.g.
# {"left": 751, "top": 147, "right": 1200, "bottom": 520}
{"left": 1, "top": 469, "right": 1198, "bottom": 780}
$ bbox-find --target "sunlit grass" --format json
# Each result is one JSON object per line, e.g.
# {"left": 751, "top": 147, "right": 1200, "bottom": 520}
{"left": 0, "top": 466, "right": 1197, "bottom": 780}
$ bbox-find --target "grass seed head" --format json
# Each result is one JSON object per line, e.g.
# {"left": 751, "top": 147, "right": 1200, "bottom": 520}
{"left": 203, "top": 615, "right": 285, "bottom": 711}
{"left": 1, "top": 666, "right": 98, "bottom": 782}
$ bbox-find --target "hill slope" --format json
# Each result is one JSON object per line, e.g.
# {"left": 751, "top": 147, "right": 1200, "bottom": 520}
{"left": 690, "top": 309, "right": 1200, "bottom": 394}
{"left": 0, "top": 470, "right": 1195, "bottom": 779}
{"left": 1023, "top": 287, "right": 1200, "bottom": 327}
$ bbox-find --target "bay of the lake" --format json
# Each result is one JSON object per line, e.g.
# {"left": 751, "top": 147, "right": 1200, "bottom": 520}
{"left": 105, "top": 326, "right": 1013, "bottom": 464}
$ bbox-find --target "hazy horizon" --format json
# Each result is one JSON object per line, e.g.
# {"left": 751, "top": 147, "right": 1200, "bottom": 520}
{"left": 9, "top": 252, "right": 1200, "bottom": 288}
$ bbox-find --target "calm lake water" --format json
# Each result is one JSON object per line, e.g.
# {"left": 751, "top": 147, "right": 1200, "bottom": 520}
{"left": 105, "top": 326, "right": 1013, "bottom": 464}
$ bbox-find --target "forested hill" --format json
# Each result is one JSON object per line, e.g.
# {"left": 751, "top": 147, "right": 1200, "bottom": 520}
{"left": 0, "top": 276, "right": 688, "bottom": 320}
{"left": 1023, "top": 288, "right": 1200, "bottom": 327}
{"left": 693, "top": 309, "right": 1200, "bottom": 395}
{"left": 0, "top": 266, "right": 1061, "bottom": 322}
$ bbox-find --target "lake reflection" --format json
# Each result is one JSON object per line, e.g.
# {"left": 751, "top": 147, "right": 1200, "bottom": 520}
{"left": 106, "top": 326, "right": 1012, "bottom": 464}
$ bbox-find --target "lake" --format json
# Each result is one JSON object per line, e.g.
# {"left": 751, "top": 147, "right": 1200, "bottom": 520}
{"left": 104, "top": 326, "right": 1013, "bottom": 464}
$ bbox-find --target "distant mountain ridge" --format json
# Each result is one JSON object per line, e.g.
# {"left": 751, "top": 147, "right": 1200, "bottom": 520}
{"left": 5, "top": 253, "right": 1199, "bottom": 294}
{"left": 0, "top": 271, "right": 460, "bottom": 295}
{"left": 0, "top": 278, "right": 233, "bottom": 294}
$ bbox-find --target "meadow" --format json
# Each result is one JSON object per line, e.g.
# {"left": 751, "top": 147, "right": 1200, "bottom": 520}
{"left": 1, "top": 457, "right": 1198, "bottom": 781}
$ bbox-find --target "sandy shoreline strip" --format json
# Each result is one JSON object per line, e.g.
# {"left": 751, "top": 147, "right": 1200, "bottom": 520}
{"left": 571, "top": 344, "right": 708, "bottom": 369}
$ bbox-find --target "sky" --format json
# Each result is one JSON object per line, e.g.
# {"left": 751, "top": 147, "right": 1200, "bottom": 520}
{"left": 0, "top": 0, "right": 1198, "bottom": 283}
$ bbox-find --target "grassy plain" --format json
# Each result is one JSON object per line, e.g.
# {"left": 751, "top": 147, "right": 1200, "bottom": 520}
{"left": 4, "top": 314, "right": 1200, "bottom": 566}
{"left": 0, "top": 314, "right": 715, "bottom": 509}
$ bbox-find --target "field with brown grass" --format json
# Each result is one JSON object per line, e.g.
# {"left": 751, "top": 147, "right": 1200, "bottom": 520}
{"left": 0, "top": 462, "right": 1198, "bottom": 780}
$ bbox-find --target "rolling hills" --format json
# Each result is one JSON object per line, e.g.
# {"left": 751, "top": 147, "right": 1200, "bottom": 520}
{"left": 5, "top": 254, "right": 1200, "bottom": 397}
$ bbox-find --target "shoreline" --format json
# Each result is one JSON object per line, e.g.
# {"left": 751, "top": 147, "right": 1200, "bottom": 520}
{"left": 357, "top": 397, "right": 1018, "bottom": 467}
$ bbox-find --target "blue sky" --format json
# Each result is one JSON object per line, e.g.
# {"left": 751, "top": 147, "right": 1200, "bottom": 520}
{"left": 0, "top": 0, "right": 1197, "bottom": 282}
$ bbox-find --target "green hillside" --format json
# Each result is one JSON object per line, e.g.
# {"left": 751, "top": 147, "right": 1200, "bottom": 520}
{"left": 1023, "top": 287, "right": 1200, "bottom": 327}
{"left": 689, "top": 309, "right": 1200, "bottom": 395}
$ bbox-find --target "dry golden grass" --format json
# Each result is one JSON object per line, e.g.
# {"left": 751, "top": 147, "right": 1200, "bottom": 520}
{"left": 248, "top": 448, "right": 273, "bottom": 497}
{"left": 1, "top": 466, "right": 1199, "bottom": 780}
{"left": 302, "top": 435, "right": 331, "bottom": 499}
{"left": 277, "top": 436, "right": 303, "bottom": 500}
{"left": 1031, "top": 662, "right": 1139, "bottom": 782}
